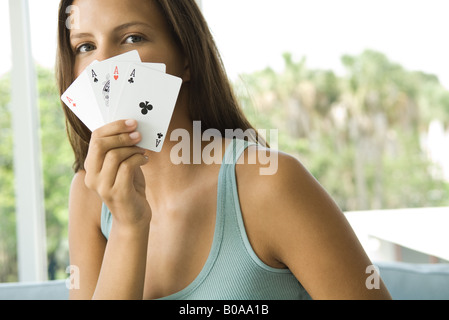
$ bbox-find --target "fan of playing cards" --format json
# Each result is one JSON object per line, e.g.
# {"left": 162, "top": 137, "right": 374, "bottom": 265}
{"left": 61, "top": 50, "right": 182, "bottom": 152}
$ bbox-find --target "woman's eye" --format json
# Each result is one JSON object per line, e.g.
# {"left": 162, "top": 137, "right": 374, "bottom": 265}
{"left": 77, "top": 43, "right": 96, "bottom": 53}
{"left": 125, "top": 35, "right": 143, "bottom": 44}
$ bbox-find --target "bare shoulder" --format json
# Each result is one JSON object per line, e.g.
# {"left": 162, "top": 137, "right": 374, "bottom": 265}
{"left": 235, "top": 146, "right": 335, "bottom": 265}
{"left": 236, "top": 146, "right": 350, "bottom": 256}
{"left": 69, "top": 170, "right": 103, "bottom": 229}
{"left": 236, "top": 146, "right": 333, "bottom": 215}
{"left": 69, "top": 171, "right": 107, "bottom": 299}
{"left": 236, "top": 146, "right": 392, "bottom": 299}
{"left": 69, "top": 170, "right": 104, "bottom": 247}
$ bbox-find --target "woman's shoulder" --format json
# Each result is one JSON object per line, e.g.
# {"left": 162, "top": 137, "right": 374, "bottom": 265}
{"left": 234, "top": 146, "right": 337, "bottom": 268}
{"left": 70, "top": 170, "right": 98, "bottom": 200}
{"left": 236, "top": 146, "right": 319, "bottom": 199}
{"left": 69, "top": 170, "right": 103, "bottom": 228}
{"left": 235, "top": 145, "right": 343, "bottom": 236}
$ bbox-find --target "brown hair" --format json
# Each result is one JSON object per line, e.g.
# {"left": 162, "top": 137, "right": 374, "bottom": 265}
{"left": 57, "top": 0, "right": 264, "bottom": 172}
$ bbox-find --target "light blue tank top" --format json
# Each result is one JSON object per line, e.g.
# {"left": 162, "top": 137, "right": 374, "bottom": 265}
{"left": 101, "top": 139, "right": 311, "bottom": 300}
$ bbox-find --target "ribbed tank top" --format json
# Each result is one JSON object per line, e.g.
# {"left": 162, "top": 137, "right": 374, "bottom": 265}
{"left": 100, "top": 139, "right": 311, "bottom": 300}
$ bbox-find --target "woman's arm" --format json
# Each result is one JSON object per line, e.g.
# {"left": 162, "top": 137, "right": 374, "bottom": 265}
{"left": 69, "top": 171, "right": 150, "bottom": 300}
{"left": 237, "top": 148, "right": 392, "bottom": 300}
{"left": 68, "top": 171, "right": 106, "bottom": 299}
{"left": 69, "top": 120, "right": 151, "bottom": 300}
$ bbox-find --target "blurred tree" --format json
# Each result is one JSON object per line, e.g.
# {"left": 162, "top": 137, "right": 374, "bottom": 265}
{"left": 37, "top": 66, "right": 73, "bottom": 280}
{"left": 0, "top": 67, "right": 73, "bottom": 282}
{"left": 235, "top": 49, "right": 449, "bottom": 211}
{"left": 0, "top": 73, "right": 17, "bottom": 282}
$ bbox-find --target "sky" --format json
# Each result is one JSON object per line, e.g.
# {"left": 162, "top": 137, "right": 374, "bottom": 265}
{"left": 0, "top": 0, "right": 448, "bottom": 89}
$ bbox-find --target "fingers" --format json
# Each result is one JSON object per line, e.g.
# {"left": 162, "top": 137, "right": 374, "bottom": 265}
{"left": 91, "top": 120, "right": 142, "bottom": 156}
{"left": 84, "top": 119, "right": 147, "bottom": 194}
{"left": 100, "top": 147, "right": 147, "bottom": 190}
{"left": 85, "top": 120, "right": 143, "bottom": 174}
{"left": 88, "top": 131, "right": 143, "bottom": 172}
{"left": 114, "top": 153, "right": 150, "bottom": 195}
{"left": 92, "top": 119, "right": 138, "bottom": 138}
{"left": 83, "top": 119, "right": 151, "bottom": 225}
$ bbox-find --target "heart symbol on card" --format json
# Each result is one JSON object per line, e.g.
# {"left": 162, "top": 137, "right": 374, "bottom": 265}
{"left": 113, "top": 66, "right": 119, "bottom": 81}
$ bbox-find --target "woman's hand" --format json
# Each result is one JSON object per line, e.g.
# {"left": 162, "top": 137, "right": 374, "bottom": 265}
{"left": 84, "top": 119, "right": 151, "bottom": 228}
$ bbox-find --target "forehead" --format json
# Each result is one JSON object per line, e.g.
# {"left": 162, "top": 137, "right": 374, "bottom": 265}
{"left": 70, "top": 0, "right": 165, "bottom": 33}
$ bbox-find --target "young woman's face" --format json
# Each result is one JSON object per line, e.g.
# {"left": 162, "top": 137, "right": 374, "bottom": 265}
{"left": 70, "top": 0, "right": 188, "bottom": 81}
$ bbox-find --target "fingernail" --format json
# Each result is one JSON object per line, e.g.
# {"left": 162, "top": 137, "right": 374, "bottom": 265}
{"left": 129, "top": 131, "right": 140, "bottom": 140}
{"left": 125, "top": 119, "right": 137, "bottom": 127}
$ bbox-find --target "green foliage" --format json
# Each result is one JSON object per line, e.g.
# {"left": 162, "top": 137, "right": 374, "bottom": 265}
{"left": 37, "top": 66, "right": 74, "bottom": 280}
{"left": 235, "top": 49, "right": 449, "bottom": 211}
{"left": 0, "top": 67, "right": 74, "bottom": 282}
{"left": 0, "top": 73, "right": 18, "bottom": 282}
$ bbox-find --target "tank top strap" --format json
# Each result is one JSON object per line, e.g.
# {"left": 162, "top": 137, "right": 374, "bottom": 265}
{"left": 222, "top": 138, "right": 258, "bottom": 167}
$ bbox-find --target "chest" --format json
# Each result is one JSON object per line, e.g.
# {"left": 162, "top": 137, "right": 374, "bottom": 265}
{"left": 142, "top": 193, "right": 217, "bottom": 299}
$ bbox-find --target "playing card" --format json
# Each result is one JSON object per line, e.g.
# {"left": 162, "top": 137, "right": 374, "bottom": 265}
{"left": 61, "top": 50, "right": 182, "bottom": 151}
{"left": 112, "top": 63, "right": 182, "bottom": 152}
{"left": 87, "top": 50, "right": 141, "bottom": 122}
{"left": 108, "top": 62, "right": 166, "bottom": 122}
{"left": 61, "top": 70, "right": 105, "bottom": 132}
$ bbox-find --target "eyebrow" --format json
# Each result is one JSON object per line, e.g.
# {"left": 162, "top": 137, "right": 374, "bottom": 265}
{"left": 70, "top": 32, "right": 92, "bottom": 41}
{"left": 113, "top": 21, "right": 154, "bottom": 33}
{"left": 70, "top": 22, "right": 154, "bottom": 41}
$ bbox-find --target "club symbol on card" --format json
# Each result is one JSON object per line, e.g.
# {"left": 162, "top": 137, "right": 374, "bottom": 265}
{"left": 128, "top": 69, "right": 136, "bottom": 84}
{"left": 139, "top": 101, "right": 153, "bottom": 115}
{"left": 156, "top": 133, "right": 163, "bottom": 148}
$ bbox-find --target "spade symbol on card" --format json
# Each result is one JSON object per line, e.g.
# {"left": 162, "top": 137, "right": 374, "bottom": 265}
{"left": 92, "top": 70, "right": 98, "bottom": 83}
{"left": 139, "top": 101, "right": 153, "bottom": 115}
{"left": 156, "top": 133, "right": 163, "bottom": 148}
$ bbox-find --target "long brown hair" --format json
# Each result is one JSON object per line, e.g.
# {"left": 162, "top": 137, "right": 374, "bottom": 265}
{"left": 57, "top": 0, "right": 264, "bottom": 172}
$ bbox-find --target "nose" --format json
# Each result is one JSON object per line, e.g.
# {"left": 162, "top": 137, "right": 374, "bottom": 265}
{"left": 95, "top": 47, "right": 121, "bottom": 63}
{"left": 93, "top": 38, "right": 123, "bottom": 62}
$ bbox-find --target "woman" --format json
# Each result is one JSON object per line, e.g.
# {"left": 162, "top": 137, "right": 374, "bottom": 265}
{"left": 58, "top": 0, "right": 392, "bottom": 300}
